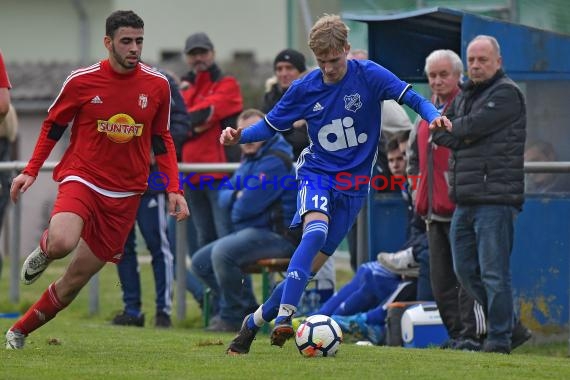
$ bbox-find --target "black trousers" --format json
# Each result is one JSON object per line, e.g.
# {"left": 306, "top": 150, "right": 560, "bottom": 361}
{"left": 428, "top": 220, "right": 485, "bottom": 340}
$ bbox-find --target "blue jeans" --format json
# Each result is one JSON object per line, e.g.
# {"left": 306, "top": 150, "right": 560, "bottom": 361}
{"left": 450, "top": 204, "right": 517, "bottom": 347}
{"left": 186, "top": 183, "right": 233, "bottom": 248}
{"left": 117, "top": 193, "right": 174, "bottom": 316}
{"left": 191, "top": 227, "right": 296, "bottom": 326}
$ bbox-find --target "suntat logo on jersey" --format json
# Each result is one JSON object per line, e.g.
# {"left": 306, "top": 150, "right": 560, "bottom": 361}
{"left": 317, "top": 117, "right": 367, "bottom": 152}
{"left": 97, "top": 113, "right": 144, "bottom": 143}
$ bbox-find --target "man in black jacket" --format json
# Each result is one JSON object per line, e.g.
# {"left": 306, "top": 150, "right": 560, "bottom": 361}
{"left": 432, "top": 35, "right": 527, "bottom": 354}
{"left": 262, "top": 49, "right": 308, "bottom": 160}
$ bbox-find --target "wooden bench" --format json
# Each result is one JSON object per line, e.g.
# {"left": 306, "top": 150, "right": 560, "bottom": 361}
{"left": 241, "top": 258, "right": 291, "bottom": 301}
{"left": 203, "top": 257, "right": 291, "bottom": 330}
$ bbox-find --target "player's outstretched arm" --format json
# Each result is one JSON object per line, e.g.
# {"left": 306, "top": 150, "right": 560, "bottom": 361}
{"left": 10, "top": 173, "right": 36, "bottom": 203}
{"left": 167, "top": 192, "right": 190, "bottom": 221}
{"left": 220, "top": 127, "right": 242, "bottom": 146}
{"left": 221, "top": 118, "right": 277, "bottom": 146}
{"left": 429, "top": 115, "right": 452, "bottom": 132}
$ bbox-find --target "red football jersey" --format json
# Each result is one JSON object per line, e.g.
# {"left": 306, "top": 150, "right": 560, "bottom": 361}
{"left": 0, "top": 51, "right": 11, "bottom": 89}
{"left": 24, "top": 60, "right": 180, "bottom": 194}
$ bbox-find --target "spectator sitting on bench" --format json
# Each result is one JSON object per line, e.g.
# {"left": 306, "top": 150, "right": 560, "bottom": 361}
{"left": 319, "top": 262, "right": 417, "bottom": 345}
{"left": 190, "top": 109, "right": 300, "bottom": 332}
{"left": 313, "top": 213, "right": 430, "bottom": 345}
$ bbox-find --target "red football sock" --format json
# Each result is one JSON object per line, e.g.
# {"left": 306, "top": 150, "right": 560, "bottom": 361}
{"left": 12, "top": 283, "right": 67, "bottom": 335}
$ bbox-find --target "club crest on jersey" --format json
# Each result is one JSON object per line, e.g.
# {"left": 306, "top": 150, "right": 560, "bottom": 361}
{"left": 344, "top": 93, "right": 362, "bottom": 113}
{"left": 97, "top": 113, "right": 144, "bottom": 143}
{"left": 138, "top": 94, "right": 148, "bottom": 109}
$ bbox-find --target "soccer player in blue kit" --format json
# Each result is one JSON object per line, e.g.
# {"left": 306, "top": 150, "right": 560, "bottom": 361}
{"left": 221, "top": 14, "right": 451, "bottom": 355}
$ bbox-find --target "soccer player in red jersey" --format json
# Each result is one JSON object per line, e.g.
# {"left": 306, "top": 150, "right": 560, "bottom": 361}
{"left": 5, "top": 10, "right": 189, "bottom": 349}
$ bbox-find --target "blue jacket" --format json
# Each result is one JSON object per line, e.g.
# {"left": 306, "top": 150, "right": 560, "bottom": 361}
{"left": 219, "top": 134, "right": 297, "bottom": 232}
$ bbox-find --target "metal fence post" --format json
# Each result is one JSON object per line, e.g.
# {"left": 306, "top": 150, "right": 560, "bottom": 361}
{"left": 88, "top": 273, "right": 99, "bottom": 315}
{"left": 175, "top": 218, "right": 187, "bottom": 322}
{"left": 9, "top": 199, "right": 20, "bottom": 303}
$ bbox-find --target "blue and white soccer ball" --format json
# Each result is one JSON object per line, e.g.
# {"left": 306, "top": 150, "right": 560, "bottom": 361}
{"left": 295, "top": 314, "right": 343, "bottom": 357}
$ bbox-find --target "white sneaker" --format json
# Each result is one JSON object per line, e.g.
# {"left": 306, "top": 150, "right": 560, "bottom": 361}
{"left": 377, "top": 247, "right": 419, "bottom": 277}
{"left": 5, "top": 329, "right": 25, "bottom": 349}
{"left": 21, "top": 246, "right": 50, "bottom": 285}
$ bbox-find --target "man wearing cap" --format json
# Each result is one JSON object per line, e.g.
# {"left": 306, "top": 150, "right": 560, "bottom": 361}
{"left": 262, "top": 49, "right": 309, "bottom": 160}
{"left": 180, "top": 32, "right": 243, "bottom": 252}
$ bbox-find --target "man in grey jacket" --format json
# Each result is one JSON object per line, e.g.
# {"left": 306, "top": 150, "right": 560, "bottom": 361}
{"left": 432, "top": 35, "right": 527, "bottom": 354}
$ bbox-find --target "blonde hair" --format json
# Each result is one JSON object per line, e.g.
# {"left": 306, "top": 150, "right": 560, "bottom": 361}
{"left": 308, "top": 14, "right": 349, "bottom": 56}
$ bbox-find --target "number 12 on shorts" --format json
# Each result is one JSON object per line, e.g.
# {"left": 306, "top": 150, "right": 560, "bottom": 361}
{"left": 312, "top": 195, "right": 328, "bottom": 212}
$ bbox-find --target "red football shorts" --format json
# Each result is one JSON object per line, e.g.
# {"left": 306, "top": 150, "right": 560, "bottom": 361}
{"left": 51, "top": 181, "right": 141, "bottom": 263}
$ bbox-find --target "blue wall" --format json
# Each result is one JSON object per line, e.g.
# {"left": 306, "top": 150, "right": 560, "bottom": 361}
{"left": 512, "top": 194, "right": 570, "bottom": 330}
{"left": 367, "top": 193, "right": 409, "bottom": 256}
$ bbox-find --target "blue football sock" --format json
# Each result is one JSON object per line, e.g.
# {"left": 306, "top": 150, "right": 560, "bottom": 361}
{"left": 277, "top": 220, "right": 328, "bottom": 321}
{"left": 246, "top": 314, "right": 258, "bottom": 330}
{"left": 260, "top": 281, "right": 285, "bottom": 323}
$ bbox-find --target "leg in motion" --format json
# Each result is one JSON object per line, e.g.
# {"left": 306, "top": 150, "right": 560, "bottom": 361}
{"left": 270, "top": 217, "right": 328, "bottom": 347}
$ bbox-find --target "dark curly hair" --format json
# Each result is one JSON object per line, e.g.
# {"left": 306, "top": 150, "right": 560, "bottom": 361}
{"left": 105, "top": 10, "right": 144, "bottom": 38}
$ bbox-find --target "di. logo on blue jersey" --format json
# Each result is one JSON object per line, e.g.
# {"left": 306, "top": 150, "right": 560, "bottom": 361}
{"left": 317, "top": 117, "right": 368, "bottom": 152}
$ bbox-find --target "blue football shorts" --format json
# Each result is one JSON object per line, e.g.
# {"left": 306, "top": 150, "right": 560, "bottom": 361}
{"left": 290, "top": 176, "right": 366, "bottom": 255}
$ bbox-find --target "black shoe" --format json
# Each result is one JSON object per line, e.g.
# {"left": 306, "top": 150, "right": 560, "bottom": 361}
{"left": 155, "top": 312, "right": 172, "bottom": 328}
{"left": 455, "top": 338, "right": 482, "bottom": 351}
{"left": 511, "top": 321, "right": 532, "bottom": 350}
{"left": 227, "top": 314, "right": 258, "bottom": 355}
{"left": 483, "top": 341, "right": 511, "bottom": 354}
{"left": 112, "top": 311, "right": 144, "bottom": 327}
{"left": 270, "top": 315, "right": 294, "bottom": 347}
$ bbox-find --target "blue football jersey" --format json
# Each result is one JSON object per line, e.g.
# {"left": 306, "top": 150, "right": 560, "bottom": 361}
{"left": 266, "top": 59, "right": 414, "bottom": 195}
